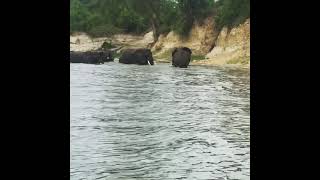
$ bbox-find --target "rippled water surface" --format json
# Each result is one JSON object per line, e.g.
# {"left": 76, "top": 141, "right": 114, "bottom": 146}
{"left": 70, "top": 62, "right": 250, "bottom": 180}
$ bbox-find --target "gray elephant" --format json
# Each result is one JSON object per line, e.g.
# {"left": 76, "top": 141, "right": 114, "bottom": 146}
{"left": 70, "top": 50, "right": 113, "bottom": 64}
{"left": 172, "top": 47, "right": 192, "bottom": 68}
{"left": 119, "top": 48, "right": 154, "bottom": 65}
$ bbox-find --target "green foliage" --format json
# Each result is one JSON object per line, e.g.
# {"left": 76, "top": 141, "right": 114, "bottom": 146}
{"left": 101, "top": 40, "right": 116, "bottom": 50}
{"left": 70, "top": 0, "right": 149, "bottom": 36}
{"left": 115, "top": 6, "right": 149, "bottom": 34}
{"left": 153, "top": 49, "right": 173, "bottom": 60}
{"left": 70, "top": 0, "right": 250, "bottom": 38}
{"left": 191, "top": 55, "right": 206, "bottom": 61}
{"left": 171, "top": 0, "right": 214, "bottom": 37}
{"left": 70, "top": 0, "right": 91, "bottom": 32}
{"left": 157, "top": 0, "right": 179, "bottom": 34}
{"left": 215, "top": 0, "right": 250, "bottom": 29}
{"left": 172, "top": 14, "right": 193, "bottom": 37}
{"left": 113, "top": 51, "right": 121, "bottom": 59}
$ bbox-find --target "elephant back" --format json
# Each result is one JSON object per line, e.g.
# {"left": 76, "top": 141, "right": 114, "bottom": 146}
{"left": 70, "top": 51, "right": 104, "bottom": 64}
{"left": 119, "top": 48, "right": 154, "bottom": 65}
{"left": 172, "top": 47, "right": 192, "bottom": 68}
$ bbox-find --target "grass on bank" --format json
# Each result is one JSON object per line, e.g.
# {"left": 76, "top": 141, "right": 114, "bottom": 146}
{"left": 101, "top": 41, "right": 116, "bottom": 50}
{"left": 227, "top": 57, "right": 250, "bottom": 65}
{"left": 191, "top": 55, "right": 206, "bottom": 61}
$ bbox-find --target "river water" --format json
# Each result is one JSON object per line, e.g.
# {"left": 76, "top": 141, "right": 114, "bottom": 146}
{"left": 70, "top": 62, "right": 250, "bottom": 180}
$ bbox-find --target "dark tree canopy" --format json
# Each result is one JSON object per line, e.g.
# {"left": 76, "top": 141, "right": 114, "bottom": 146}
{"left": 70, "top": 0, "right": 250, "bottom": 38}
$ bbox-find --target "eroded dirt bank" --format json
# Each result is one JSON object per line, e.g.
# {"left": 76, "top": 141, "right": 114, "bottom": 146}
{"left": 70, "top": 18, "right": 250, "bottom": 67}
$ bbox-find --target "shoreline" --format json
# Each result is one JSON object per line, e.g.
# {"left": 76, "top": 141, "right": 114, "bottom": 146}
{"left": 154, "top": 58, "right": 250, "bottom": 69}
{"left": 70, "top": 32, "right": 250, "bottom": 68}
{"left": 97, "top": 58, "right": 250, "bottom": 69}
{"left": 191, "top": 62, "right": 249, "bottom": 69}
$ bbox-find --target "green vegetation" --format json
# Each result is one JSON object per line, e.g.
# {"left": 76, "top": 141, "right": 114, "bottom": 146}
{"left": 215, "top": 0, "right": 250, "bottom": 29}
{"left": 171, "top": 0, "right": 213, "bottom": 37}
{"left": 100, "top": 40, "right": 116, "bottom": 50}
{"left": 71, "top": 0, "right": 250, "bottom": 39}
{"left": 113, "top": 51, "right": 121, "bottom": 59}
{"left": 153, "top": 49, "right": 173, "bottom": 60}
{"left": 191, "top": 55, "right": 206, "bottom": 61}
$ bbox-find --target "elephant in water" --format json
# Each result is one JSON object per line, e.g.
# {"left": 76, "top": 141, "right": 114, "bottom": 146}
{"left": 70, "top": 50, "right": 113, "bottom": 64}
{"left": 172, "top": 47, "right": 192, "bottom": 68}
{"left": 119, "top": 48, "right": 154, "bottom": 65}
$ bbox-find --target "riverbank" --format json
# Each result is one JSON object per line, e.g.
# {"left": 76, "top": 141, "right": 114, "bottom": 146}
{"left": 70, "top": 18, "right": 250, "bottom": 68}
{"left": 70, "top": 31, "right": 154, "bottom": 52}
{"left": 154, "top": 59, "right": 250, "bottom": 69}
{"left": 151, "top": 18, "right": 250, "bottom": 67}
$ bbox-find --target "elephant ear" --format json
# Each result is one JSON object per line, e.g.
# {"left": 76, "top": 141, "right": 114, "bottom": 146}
{"left": 172, "top": 48, "right": 177, "bottom": 56}
{"left": 145, "top": 49, "right": 152, "bottom": 55}
{"left": 183, "top": 47, "right": 192, "bottom": 54}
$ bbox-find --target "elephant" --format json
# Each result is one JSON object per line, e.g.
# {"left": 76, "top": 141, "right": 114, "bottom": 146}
{"left": 99, "top": 50, "right": 113, "bottom": 62}
{"left": 119, "top": 48, "right": 154, "bottom": 65}
{"left": 70, "top": 50, "right": 113, "bottom": 64}
{"left": 172, "top": 47, "right": 192, "bottom": 68}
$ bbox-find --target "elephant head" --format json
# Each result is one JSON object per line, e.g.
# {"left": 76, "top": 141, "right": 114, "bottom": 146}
{"left": 144, "top": 49, "right": 154, "bottom": 65}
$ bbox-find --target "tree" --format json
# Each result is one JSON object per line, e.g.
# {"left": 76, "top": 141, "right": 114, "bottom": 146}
{"left": 70, "top": 0, "right": 91, "bottom": 32}
{"left": 124, "top": 0, "right": 161, "bottom": 42}
{"left": 215, "top": 0, "right": 250, "bottom": 29}
{"left": 70, "top": 0, "right": 250, "bottom": 40}
{"left": 173, "top": 0, "right": 213, "bottom": 36}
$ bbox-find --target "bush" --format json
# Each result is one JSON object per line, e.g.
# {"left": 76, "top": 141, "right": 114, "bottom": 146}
{"left": 70, "top": 0, "right": 250, "bottom": 39}
{"left": 191, "top": 55, "right": 206, "bottom": 61}
{"left": 70, "top": 0, "right": 149, "bottom": 37}
{"left": 172, "top": 17, "right": 193, "bottom": 37}
{"left": 215, "top": 0, "right": 250, "bottom": 29}
{"left": 101, "top": 40, "right": 116, "bottom": 50}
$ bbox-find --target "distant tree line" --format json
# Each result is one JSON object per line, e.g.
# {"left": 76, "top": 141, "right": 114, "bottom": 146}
{"left": 70, "top": 0, "right": 250, "bottom": 39}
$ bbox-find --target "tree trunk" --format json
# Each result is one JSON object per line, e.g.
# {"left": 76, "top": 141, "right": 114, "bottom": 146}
{"left": 150, "top": 13, "right": 159, "bottom": 44}
{"left": 145, "top": 1, "right": 160, "bottom": 46}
